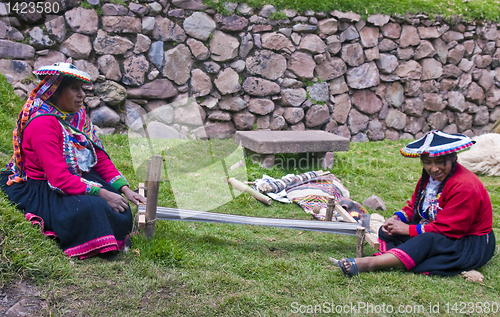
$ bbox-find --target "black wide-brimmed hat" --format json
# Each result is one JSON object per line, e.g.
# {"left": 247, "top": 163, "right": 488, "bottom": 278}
{"left": 400, "top": 130, "right": 474, "bottom": 157}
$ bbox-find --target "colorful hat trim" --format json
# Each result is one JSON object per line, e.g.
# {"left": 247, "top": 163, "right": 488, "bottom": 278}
{"left": 33, "top": 62, "right": 92, "bottom": 83}
{"left": 400, "top": 130, "right": 474, "bottom": 158}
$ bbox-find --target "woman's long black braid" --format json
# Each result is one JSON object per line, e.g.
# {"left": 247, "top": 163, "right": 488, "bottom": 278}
{"left": 412, "top": 153, "right": 458, "bottom": 222}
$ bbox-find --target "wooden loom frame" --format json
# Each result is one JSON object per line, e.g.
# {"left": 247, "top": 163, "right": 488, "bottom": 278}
{"left": 137, "top": 155, "right": 379, "bottom": 257}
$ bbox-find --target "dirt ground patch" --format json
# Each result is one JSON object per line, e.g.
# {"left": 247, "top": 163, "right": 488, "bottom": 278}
{"left": 0, "top": 280, "right": 47, "bottom": 316}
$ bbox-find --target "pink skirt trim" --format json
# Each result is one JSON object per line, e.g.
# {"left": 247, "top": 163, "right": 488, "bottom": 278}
{"left": 25, "top": 212, "right": 57, "bottom": 237}
{"left": 387, "top": 248, "right": 416, "bottom": 270}
{"left": 64, "top": 235, "right": 126, "bottom": 259}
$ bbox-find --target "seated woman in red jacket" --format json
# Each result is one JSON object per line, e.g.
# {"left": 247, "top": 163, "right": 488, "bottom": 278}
{"left": 330, "top": 130, "right": 496, "bottom": 276}
{"left": 1, "top": 63, "right": 146, "bottom": 259}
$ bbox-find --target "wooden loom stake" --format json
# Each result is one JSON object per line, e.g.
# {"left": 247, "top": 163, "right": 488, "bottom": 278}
{"left": 356, "top": 226, "right": 366, "bottom": 258}
{"left": 144, "top": 155, "right": 163, "bottom": 240}
{"left": 325, "top": 197, "right": 335, "bottom": 221}
{"left": 138, "top": 183, "right": 146, "bottom": 230}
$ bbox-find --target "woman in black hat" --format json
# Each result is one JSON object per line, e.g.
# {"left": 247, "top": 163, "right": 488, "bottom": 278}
{"left": 331, "top": 130, "right": 496, "bottom": 277}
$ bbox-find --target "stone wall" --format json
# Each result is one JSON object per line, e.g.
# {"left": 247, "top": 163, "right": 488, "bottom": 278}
{"left": 1, "top": 0, "right": 500, "bottom": 141}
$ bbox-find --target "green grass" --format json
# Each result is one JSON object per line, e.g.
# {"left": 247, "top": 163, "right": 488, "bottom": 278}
{"left": 206, "top": 0, "right": 500, "bottom": 22}
{"left": 1, "top": 74, "right": 500, "bottom": 315}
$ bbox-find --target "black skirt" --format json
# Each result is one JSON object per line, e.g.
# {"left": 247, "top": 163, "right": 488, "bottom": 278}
{"left": 378, "top": 226, "right": 496, "bottom": 276}
{"left": 1, "top": 170, "right": 133, "bottom": 259}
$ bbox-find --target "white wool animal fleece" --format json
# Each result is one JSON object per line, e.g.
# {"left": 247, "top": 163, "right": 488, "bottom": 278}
{"left": 458, "top": 133, "right": 500, "bottom": 176}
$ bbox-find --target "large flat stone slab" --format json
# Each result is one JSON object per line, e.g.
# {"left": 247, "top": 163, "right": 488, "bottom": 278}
{"left": 234, "top": 130, "right": 350, "bottom": 154}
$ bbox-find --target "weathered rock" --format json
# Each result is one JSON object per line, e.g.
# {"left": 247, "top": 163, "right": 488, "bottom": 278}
{"left": 261, "top": 32, "right": 295, "bottom": 53}
{"left": 45, "top": 16, "right": 66, "bottom": 43}
{"left": 339, "top": 25, "right": 359, "bottom": 42}
{"left": 352, "top": 89, "right": 382, "bottom": 114}
{"left": 478, "top": 69, "right": 495, "bottom": 91}
{"left": 129, "top": 3, "right": 149, "bottom": 17}
{"left": 395, "top": 60, "right": 422, "bottom": 80}
{"left": 385, "top": 82, "right": 404, "bottom": 107}
{"left": 0, "top": 60, "right": 32, "bottom": 82}
{"left": 473, "top": 54, "right": 492, "bottom": 69}
{"left": 102, "top": 3, "right": 129, "bottom": 16}
{"left": 281, "top": 88, "right": 307, "bottom": 107}
{"left": 287, "top": 51, "right": 315, "bottom": 79}
{"left": 34, "top": 50, "right": 66, "bottom": 71}
{"left": 376, "top": 53, "right": 398, "bottom": 74}
{"left": 367, "top": 14, "right": 390, "bottom": 27}
{"left": 142, "top": 16, "right": 155, "bottom": 35}
{"left": 102, "top": 16, "right": 141, "bottom": 33}
{"left": 359, "top": 26, "right": 379, "bottom": 48}
{"left": 419, "top": 58, "right": 444, "bottom": 81}
{"left": 171, "top": 0, "right": 208, "bottom": 10}
{"left": 326, "top": 35, "right": 342, "bottom": 55}
{"left": 174, "top": 102, "right": 204, "bottom": 126}
{"left": 403, "top": 98, "right": 424, "bottom": 116}
{"left": 85, "top": 96, "right": 101, "bottom": 109}
{"left": 315, "top": 57, "right": 347, "bottom": 81}
{"left": 404, "top": 116, "right": 426, "bottom": 134}
{"left": 298, "top": 34, "right": 326, "bottom": 54}
{"left": 364, "top": 47, "right": 380, "bottom": 62}
{"left": 243, "top": 77, "right": 280, "bottom": 96}
{"left": 152, "top": 16, "right": 186, "bottom": 42}
{"left": 378, "top": 38, "right": 398, "bottom": 52}
{"left": 442, "top": 31, "right": 464, "bottom": 43}
{"left": 133, "top": 34, "right": 151, "bottom": 55}
{"left": 367, "top": 119, "right": 385, "bottom": 141}
{"left": 417, "top": 26, "right": 440, "bottom": 39}
{"left": 331, "top": 10, "right": 361, "bottom": 22}
{"left": 203, "top": 121, "right": 236, "bottom": 139}
{"left": 341, "top": 43, "right": 364, "bottom": 67}
{"left": 423, "top": 93, "right": 445, "bottom": 111}
{"left": 283, "top": 107, "right": 304, "bottom": 124}
{"left": 147, "top": 41, "right": 163, "bottom": 69}
{"left": 233, "top": 111, "right": 255, "bottom": 130}
{"left": 305, "top": 104, "right": 329, "bottom": 128}
{"left": 90, "top": 106, "right": 120, "bottom": 127}
{"left": 269, "top": 114, "right": 286, "bottom": 130}
{"left": 307, "top": 82, "right": 329, "bottom": 102}
{"left": 214, "top": 67, "right": 241, "bottom": 95}
{"left": 447, "top": 91, "right": 467, "bottom": 112}
{"left": 122, "top": 54, "right": 149, "bottom": 86}
{"left": 427, "top": 112, "right": 448, "bottom": 130}
{"left": 466, "top": 82, "right": 485, "bottom": 104}
{"left": 332, "top": 93, "right": 351, "bottom": 124}
{"left": 65, "top": 7, "right": 98, "bottom": 35}
{"left": 73, "top": 59, "right": 99, "bottom": 82}
{"left": 190, "top": 69, "right": 212, "bottom": 97}
{"left": 397, "top": 47, "right": 414, "bottom": 60}
{"left": 208, "top": 110, "right": 232, "bottom": 121}
{"left": 186, "top": 38, "right": 210, "bottom": 60}
{"left": 97, "top": 55, "right": 122, "bottom": 81}
{"left": 147, "top": 122, "right": 180, "bottom": 139}
{"left": 473, "top": 106, "right": 489, "bottom": 125}
{"left": 447, "top": 44, "right": 465, "bottom": 65}
{"left": 442, "top": 64, "right": 462, "bottom": 78}
{"left": 399, "top": 25, "right": 420, "bottom": 48}
{"left": 246, "top": 50, "right": 286, "bottom": 80}
{"left": 405, "top": 80, "right": 422, "bottom": 97}
{"left": 216, "top": 14, "right": 249, "bottom": 32}
{"left": 163, "top": 44, "right": 192, "bottom": 85}
{"left": 219, "top": 96, "right": 247, "bottom": 112}
{"left": 127, "top": 79, "right": 178, "bottom": 99}
{"left": 348, "top": 108, "right": 369, "bottom": 133}
{"left": 486, "top": 87, "right": 500, "bottom": 108}
{"left": 230, "top": 60, "right": 246, "bottom": 73}
{"left": 0, "top": 40, "right": 34, "bottom": 59}
{"left": 329, "top": 77, "right": 349, "bottom": 96}
{"left": 385, "top": 108, "right": 407, "bottom": 130}
{"left": 363, "top": 195, "right": 387, "bottom": 211}
{"left": 346, "top": 62, "right": 380, "bottom": 89}
{"left": 60, "top": 33, "right": 91, "bottom": 59}
{"left": 123, "top": 100, "right": 146, "bottom": 131}
{"left": 183, "top": 12, "right": 216, "bottom": 41}
{"left": 93, "top": 30, "right": 134, "bottom": 55}
{"left": 29, "top": 26, "right": 54, "bottom": 48}
{"left": 293, "top": 24, "right": 317, "bottom": 33}
{"left": 413, "top": 40, "right": 435, "bottom": 60}
{"left": 248, "top": 98, "right": 275, "bottom": 115}
{"left": 204, "top": 61, "right": 220, "bottom": 74}
{"left": 318, "top": 18, "right": 338, "bottom": 35}
{"left": 210, "top": 30, "right": 239, "bottom": 62}
{"left": 381, "top": 23, "right": 401, "bottom": 39}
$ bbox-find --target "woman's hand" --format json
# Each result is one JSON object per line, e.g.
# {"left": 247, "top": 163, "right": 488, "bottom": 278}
{"left": 98, "top": 188, "right": 129, "bottom": 213}
{"left": 382, "top": 216, "right": 410, "bottom": 236}
{"left": 120, "top": 186, "right": 147, "bottom": 206}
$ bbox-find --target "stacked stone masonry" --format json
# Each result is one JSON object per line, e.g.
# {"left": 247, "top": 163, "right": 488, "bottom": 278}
{"left": 1, "top": 0, "right": 500, "bottom": 141}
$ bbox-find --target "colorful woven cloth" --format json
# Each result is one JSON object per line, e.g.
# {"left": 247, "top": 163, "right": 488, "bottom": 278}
{"left": 286, "top": 174, "right": 367, "bottom": 221}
